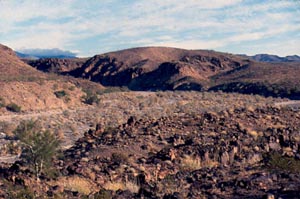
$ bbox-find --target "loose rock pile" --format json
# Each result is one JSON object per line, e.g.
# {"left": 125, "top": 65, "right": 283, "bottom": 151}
{"left": 1, "top": 106, "right": 300, "bottom": 198}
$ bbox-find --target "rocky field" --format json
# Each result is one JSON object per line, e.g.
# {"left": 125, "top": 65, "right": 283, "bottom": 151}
{"left": 0, "top": 91, "right": 300, "bottom": 198}
{"left": 0, "top": 43, "right": 300, "bottom": 198}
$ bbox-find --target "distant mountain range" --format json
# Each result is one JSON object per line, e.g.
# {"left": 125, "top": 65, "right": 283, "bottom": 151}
{"left": 16, "top": 48, "right": 77, "bottom": 59}
{"left": 241, "top": 54, "right": 300, "bottom": 63}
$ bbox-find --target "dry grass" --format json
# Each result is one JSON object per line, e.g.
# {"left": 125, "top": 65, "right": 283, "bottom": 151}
{"left": 180, "top": 155, "right": 202, "bottom": 171}
{"left": 103, "top": 181, "right": 125, "bottom": 191}
{"left": 180, "top": 154, "right": 219, "bottom": 171}
{"left": 124, "top": 181, "right": 140, "bottom": 193}
{"left": 103, "top": 180, "right": 140, "bottom": 193}
{"left": 55, "top": 176, "right": 95, "bottom": 195}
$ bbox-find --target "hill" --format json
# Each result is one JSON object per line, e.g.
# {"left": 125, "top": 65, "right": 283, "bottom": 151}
{"left": 0, "top": 44, "right": 90, "bottom": 112}
{"left": 27, "top": 47, "right": 247, "bottom": 90}
{"left": 0, "top": 44, "right": 46, "bottom": 80}
{"left": 210, "top": 61, "right": 300, "bottom": 99}
{"left": 244, "top": 54, "right": 300, "bottom": 63}
{"left": 26, "top": 46, "right": 300, "bottom": 99}
{"left": 70, "top": 47, "right": 247, "bottom": 90}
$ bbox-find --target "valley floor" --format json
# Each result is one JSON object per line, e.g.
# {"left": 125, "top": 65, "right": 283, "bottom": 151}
{"left": 1, "top": 91, "right": 299, "bottom": 198}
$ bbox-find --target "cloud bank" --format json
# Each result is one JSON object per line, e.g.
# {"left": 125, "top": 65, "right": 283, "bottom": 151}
{"left": 18, "top": 48, "right": 77, "bottom": 58}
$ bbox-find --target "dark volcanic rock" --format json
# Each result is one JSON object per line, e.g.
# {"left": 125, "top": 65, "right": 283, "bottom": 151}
{"left": 25, "top": 58, "right": 88, "bottom": 74}
{"left": 67, "top": 47, "right": 247, "bottom": 91}
{"left": 57, "top": 106, "right": 300, "bottom": 198}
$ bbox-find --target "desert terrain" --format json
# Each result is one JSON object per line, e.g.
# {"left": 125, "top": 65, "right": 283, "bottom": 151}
{"left": 0, "top": 43, "right": 299, "bottom": 198}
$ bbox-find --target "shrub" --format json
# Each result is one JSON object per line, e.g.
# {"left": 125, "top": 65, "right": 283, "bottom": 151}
{"left": 0, "top": 97, "right": 5, "bottom": 108}
{"left": 111, "top": 152, "right": 128, "bottom": 164}
{"left": 54, "top": 90, "right": 67, "bottom": 98}
{"left": 6, "top": 103, "right": 21, "bottom": 112}
{"left": 93, "top": 189, "right": 113, "bottom": 199}
{"left": 82, "top": 90, "right": 99, "bottom": 105}
{"left": 5, "top": 182, "right": 35, "bottom": 199}
{"left": 13, "top": 120, "right": 60, "bottom": 181}
{"left": 265, "top": 152, "right": 300, "bottom": 174}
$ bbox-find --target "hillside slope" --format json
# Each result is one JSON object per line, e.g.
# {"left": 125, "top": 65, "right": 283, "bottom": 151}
{"left": 69, "top": 47, "right": 246, "bottom": 90}
{"left": 26, "top": 46, "right": 300, "bottom": 99}
{"left": 210, "top": 61, "right": 300, "bottom": 99}
{"left": 24, "top": 58, "right": 88, "bottom": 74}
{"left": 0, "top": 44, "right": 86, "bottom": 112}
{"left": 0, "top": 44, "right": 46, "bottom": 80}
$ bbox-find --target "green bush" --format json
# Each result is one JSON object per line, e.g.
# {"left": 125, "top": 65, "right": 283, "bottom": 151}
{"left": 82, "top": 90, "right": 99, "bottom": 105}
{"left": 13, "top": 120, "right": 60, "bottom": 181}
{"left": 54, "top": 90, "right": 67, "bottom": 98}
{"left": 93, "top": 189, "right": 112, "bottom": 199}
{"left": 0, "top": 97, "right": 5, "bottom": 108}
{"left": 6, "top": 103, "right": 21, "bottom": 112}
{"left": 265, "top": 152, "right": 300, "bottom": 174}
{"left": 111, "top": 152, "right": 128, "bottom": 164}
{"left": 5, "top": 182, "right": 35, "bottom": 199}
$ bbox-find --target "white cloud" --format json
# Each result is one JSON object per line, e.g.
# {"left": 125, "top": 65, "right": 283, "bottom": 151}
{"left": 5, "top": 31, "right": 67, "bottom": 50}
{"left": 150, "top": 39, "right": 226, "bottom": 50}
{"left": 0, "top": 0, "right": 74, "bottom": 22}
{"left": 18, "top": 48, "right": 77, "bottom": 57}
{"left": 226, "top": 24, "right": 300, "bottom": 43}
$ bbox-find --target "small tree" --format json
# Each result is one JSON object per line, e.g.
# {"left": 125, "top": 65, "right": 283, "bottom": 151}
{"left": 13, "top": 120, "right": 60, "bottom": 181}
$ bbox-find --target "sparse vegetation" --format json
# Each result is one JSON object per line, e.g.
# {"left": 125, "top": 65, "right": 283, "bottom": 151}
{"left": 5, "top": 182, "right": 35, "bottom": 199}
{"left": 103, "top": 180, "right": 139, "bottom": 193}
{"left": 101, "top": 86, "right": 130, "bottom": 94}
{"left": 93, "top": 189, "right": 113, "bottom": 199}
{"left": 0, "top": 91, "right": 299, "bottom": 198}
{"left": 111, "top": 152, "right": 128, "bottom": 164}
{"left": 1, "top": 40, "right": 300, "bottom": 198}
{"left": 54, "top": 90, "right": 67, "bottom": 98}
{"left": 6, "top": 103, "right": 21, "bottom": 112}
{"left": 0, "top": 97, "right": 5, "bottom": 108}
{"left": 58, "top": 176, "right": 95, "bottom": 195}
{"left": 68, "top": 85, "right": 76, "bottom": 91}
{"left": 180, "top": 155, "right": 202, "bottom": 171}
{"left": 82, "top": 89, "right": 99, "bottom": 105}
{"left": 13, "top": 120, "right": 60, "bottom": 181}
{"left": 103, "top": 181, "right": 125, "bottom": 191}
{"left": 265, "top": 152, "right": 300, "bottom": 174}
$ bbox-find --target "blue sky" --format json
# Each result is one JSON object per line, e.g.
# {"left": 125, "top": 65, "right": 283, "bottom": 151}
{"left": 0, "top": 0, "right": 299, "bottom": 57}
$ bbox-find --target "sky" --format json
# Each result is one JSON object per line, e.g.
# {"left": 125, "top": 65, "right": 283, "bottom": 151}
{"left": 0, "top": 0, "right": 299, "bottom": 57}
